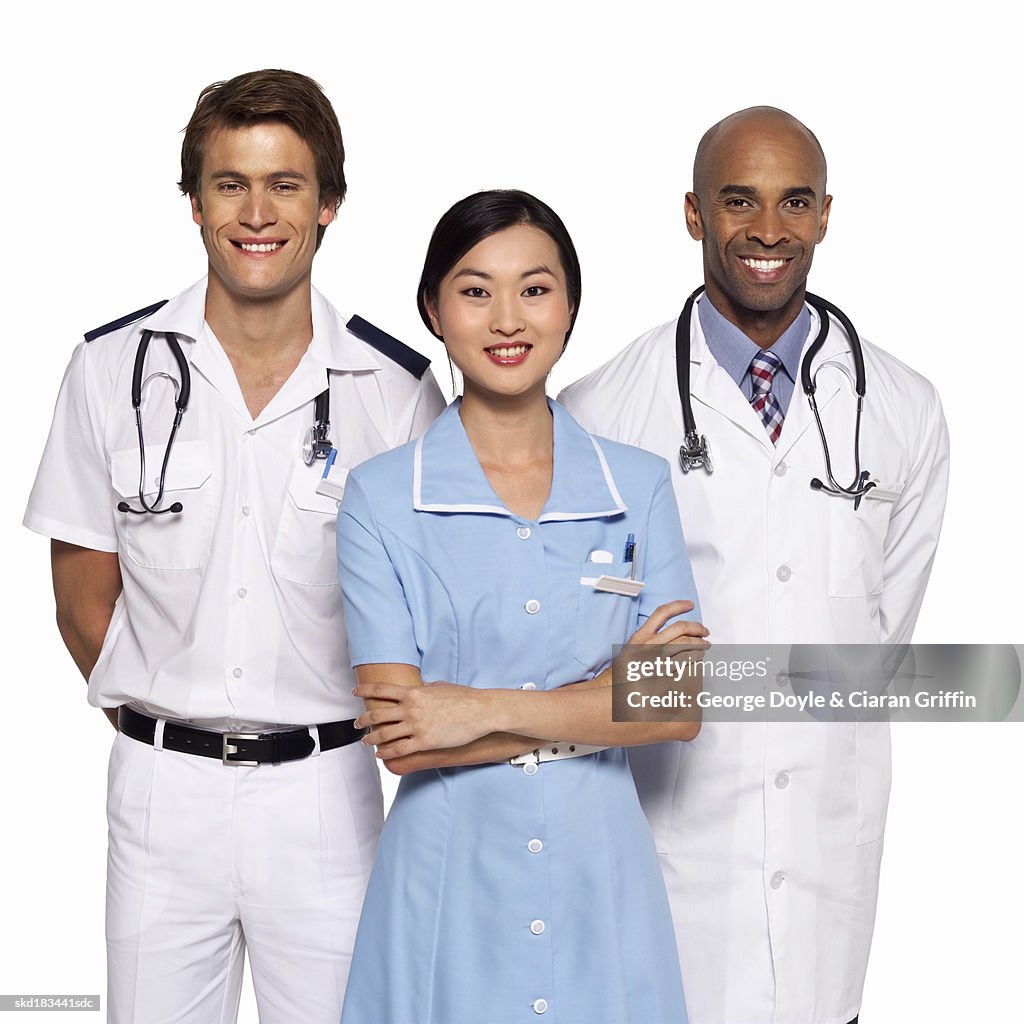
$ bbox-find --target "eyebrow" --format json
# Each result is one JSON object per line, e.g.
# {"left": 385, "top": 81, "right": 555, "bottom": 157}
{"left": 209, "top": 169, "right": 311, "bottom": 182}
{"left": 718, "top": 183, "right": 818, "bottom": 199}
{"left": 452, "top": 265, "right": 557, "bottom": 281}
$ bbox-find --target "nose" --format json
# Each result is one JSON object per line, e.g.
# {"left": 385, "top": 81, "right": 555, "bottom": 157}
{"left": 239, "top": 188, "right": 277, "bottom": 231}
{"left": 489, "top": 293, "right": 525, "bottom": 337}
{"left": 746, "top": 205, "right": 788, "bottom": 247}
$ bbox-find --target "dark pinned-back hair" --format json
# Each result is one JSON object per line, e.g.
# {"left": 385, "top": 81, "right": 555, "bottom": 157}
{"left": 417, "top": 190, "right": 582, "bottom": 345}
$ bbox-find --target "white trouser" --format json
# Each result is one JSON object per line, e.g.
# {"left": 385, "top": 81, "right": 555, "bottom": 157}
{"left": 105, "top": 728, "right": 383, "bottom": 1024}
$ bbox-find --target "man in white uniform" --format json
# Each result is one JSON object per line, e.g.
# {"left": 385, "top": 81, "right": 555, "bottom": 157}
{"left": 23, "top": 69, "right": 444, "bottom": 1024}
{"left": 559, "top": 107, "right": 949, "bottom": 1024}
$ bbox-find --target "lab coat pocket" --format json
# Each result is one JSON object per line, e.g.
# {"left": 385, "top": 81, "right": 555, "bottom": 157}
{"left": 827, "top": 485, "right": 900, "bottom": 597}
{"left": 272, "top": 459, "right": 346, "bottom": 586}
{"left": 574, "top": 560, "right": 637, "bottom": 675}
{"left": 854, "top": 720, "right": 892, "bottom": 845}
{"left": 110, "top": 441, "right": 214, "bottom": 570}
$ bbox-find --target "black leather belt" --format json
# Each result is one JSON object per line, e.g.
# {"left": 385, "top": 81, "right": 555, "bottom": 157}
{"left": 118, "top": 705, "right": 365, "bottom": 766}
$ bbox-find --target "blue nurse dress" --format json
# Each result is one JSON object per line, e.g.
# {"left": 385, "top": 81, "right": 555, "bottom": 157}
{"left": 337, "top": 399, "right": 698, "bottom": 1024}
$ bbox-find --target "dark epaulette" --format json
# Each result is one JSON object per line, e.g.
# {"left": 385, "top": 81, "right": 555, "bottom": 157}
{"left": 84, "top": 299, "right": 169, "bottom": 342}
{"left": 346, "top": 314, "right": 431, "bottom": 380}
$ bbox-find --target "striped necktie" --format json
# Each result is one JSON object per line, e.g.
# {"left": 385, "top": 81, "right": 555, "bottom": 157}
{"left": 750, "top": 350, "right": 785, "bottom": 445}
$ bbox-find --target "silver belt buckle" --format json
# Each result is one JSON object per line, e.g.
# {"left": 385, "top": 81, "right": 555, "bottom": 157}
{"left": 222, "top": 732, "right": 261, "bottom": 767}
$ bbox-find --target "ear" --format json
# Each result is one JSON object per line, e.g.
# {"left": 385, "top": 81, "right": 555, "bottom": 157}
{"left": 684, "top": 192, "right": 704, "bottom": 241}
{"left": 424, "top": 294, "right": 443, "bottom": 339}
{"left": 318, "top": 199, "right": 336, "bottom": 229}
{"left": 190, "top": 193, "right": 203, "bottom": 228}
{"left": 817, "top": 194, "right": 832, "bottom": 243}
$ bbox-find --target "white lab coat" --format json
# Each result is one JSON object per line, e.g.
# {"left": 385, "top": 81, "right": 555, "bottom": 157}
{"left": 559, "top": 296, "right": 949, "bottom": 1024}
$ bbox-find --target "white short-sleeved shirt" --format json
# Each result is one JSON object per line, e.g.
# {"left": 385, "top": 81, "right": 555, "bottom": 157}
{"left": 24, "top": 278, "right": 446, "bottom": 726}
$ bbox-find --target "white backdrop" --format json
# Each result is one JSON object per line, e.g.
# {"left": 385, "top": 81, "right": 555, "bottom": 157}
{"left": 3, "top": 1, "right": 1021, "bottom": 1021}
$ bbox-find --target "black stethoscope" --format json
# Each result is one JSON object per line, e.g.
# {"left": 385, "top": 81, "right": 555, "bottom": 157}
{"left": 117, "top": 331, "right": 332, "bottom": 516}
{"left": 675, "top": 285, "right": 875, "bottom": 503}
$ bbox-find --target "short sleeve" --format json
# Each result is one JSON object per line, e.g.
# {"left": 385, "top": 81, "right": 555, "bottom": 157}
{"left": 635, "top": 462, "right": 702, "bottom": 627}
{"left": 336, "top": 470, "right": 422, "bottom": 668}
{"left": 23, "top": 342, "right": 119, "bottom": 551}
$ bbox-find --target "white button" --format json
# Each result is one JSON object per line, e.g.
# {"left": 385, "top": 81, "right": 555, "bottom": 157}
{"left": 530, "top": 919, "right": 546, "bottom": 935}
{"left": 774, "top": 461, "right": 788, "bottom": 477}
{"left": 528, "top": 838, "right": 544, "bottom": 854}
{"left": 241, "top": 506, "right": 251, "bottom": 517}
{"left": 237, "top": 588, "right": 247, "bottom": 599}
{"left": 533, "top": 999, "right": 548, "bottom": 1015}
{"left": 523, "top": 762, "right": 539, "bottom": 776}
{"left": 770, "top": 871, "right": 786, "bottom": 889}
{"left": 232, "top": 667, "right": 243, "bottom": 679}
{"left": 524, "top": 599, "right": 541, "bottom": 614}
{"left": 517, "top": 526, "right": 532, "bottom": 540}
{"left": 775, "top": 772, "right": 790, "bottom": 790}
{"left": 521, "top": 682, "right": 537, "bottom": 691}
{"left": 776, "top": 565, "right": 791, "bottom": 582}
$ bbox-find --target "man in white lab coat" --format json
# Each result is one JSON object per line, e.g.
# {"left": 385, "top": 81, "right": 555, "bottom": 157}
{"left": 559, "top": 107, "right": 949, "bottom": 1024}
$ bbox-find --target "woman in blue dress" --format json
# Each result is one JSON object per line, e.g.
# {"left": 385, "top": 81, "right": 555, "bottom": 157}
{"left": 337, "top": 190, "right": 707, "bottom": 1024}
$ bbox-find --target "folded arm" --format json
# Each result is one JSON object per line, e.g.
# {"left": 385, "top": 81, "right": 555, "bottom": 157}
{"left": 356, "top": 601, "right": 707, "bottom": 772}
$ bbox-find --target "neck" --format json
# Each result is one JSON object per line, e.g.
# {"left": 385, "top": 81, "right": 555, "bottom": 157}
{"left": 704, "top": 281, "right": 806, "bottom": 349}
{"left": 458, "top": 385, "right": 553, "bottom": 468}
{"left": 203, "top": 272, "right": 315, "bottom": 364}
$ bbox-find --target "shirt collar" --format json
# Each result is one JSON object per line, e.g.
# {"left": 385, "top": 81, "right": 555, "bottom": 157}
{"left": 697, "top": 292, "right": 809, "bottom": 387}
{"left": 144, "top": 277, "right": 383, "bottom": 374}
{"left": 413, "top": 399, "right": 627, "bottom": 521}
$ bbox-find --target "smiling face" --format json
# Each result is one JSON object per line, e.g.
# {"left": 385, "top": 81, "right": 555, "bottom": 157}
{"left": 425, "top": 224, "right": 573, "bottom": 405}
{"left": 685, "top": 110, "right": 831, "bottom": 345}
{"left": 190, "top": 121, "right": 334, "bottom": 307}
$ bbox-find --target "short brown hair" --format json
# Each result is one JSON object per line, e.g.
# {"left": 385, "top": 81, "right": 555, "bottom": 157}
{"left": 179, "top": 69, "right": 346, "bottom": 244}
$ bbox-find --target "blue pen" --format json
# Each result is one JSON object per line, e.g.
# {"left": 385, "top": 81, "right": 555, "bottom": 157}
{"left": 623, "top": 533, "right": 635, "bottom": 564}
{"left": 322, "top": 447, "right": 338, "bottom": 478}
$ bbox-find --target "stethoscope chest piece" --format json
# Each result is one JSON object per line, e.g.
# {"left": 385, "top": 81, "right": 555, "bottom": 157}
{"left": 679, "top": 431, "right": 713, "bottom": 474}
{"left": 302, "top": 384, "right": 333, "bottom": 465}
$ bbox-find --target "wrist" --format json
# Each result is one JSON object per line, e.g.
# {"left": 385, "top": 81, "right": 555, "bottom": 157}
{"left": 487, "top": 687, "right": 546, "bottom": 736}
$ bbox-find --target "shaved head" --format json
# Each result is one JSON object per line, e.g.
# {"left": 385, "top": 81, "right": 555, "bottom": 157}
{"left": 693, "top": 106, "right": 827, "bottom": 198}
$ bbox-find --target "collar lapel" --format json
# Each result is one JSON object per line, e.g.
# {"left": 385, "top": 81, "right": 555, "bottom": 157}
{"left": 774, "top": 305, "right": 848, "bottom": 463}
{"left": 689, "top": 303, "right": 775, "bottom": 452}
{"left": 413, "top": 400, "right": 627, "bottom": 521}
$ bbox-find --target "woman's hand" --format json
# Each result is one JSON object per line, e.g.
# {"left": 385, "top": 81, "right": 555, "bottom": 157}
{"left": 354, "top": 680, "right": 496, "bottom": 759}
{"left": 627, "top": 600, "right": 710, "bottom": 650}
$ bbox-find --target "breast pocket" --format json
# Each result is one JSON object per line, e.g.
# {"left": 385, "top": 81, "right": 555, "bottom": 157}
{"left": 827, "top": 484, "right": 901, "bottom": 597}
{"left": 574, "top": 560, "right": 639, "bottom": 675}
{"left": 110, "top": 441, "right": 215, "bottom": 570}
{"left": 271, "top": 460, "right": 346, "bottom": 586}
